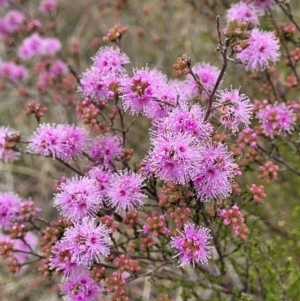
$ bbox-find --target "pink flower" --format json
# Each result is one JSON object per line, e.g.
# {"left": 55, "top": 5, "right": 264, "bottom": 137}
{"left": 60, "top": 217, "right": 112, "bottom": 266}
{"left": 79, "top": 67, "right": 108, "bottom": 100}
{"left": 142, "top": 132, "right": 202, "bottom": 184}
{"left": 0, "top": 61, "right": 28, "bottom": 82}
{"left": 121, "top": 67, "right": 168, "bottom": 115}
{"left": 18, "top": 34, "right": 61, "bottom": 60}
{"left": 40, "top": 37, "right": 62, "bottom": 56}
{"left": 237, "top": 28, "right": 280, "bottom": 71}
{"left": 49, "top": 240, "right": 81, "bottom": 277}
{"left": 107, "top": 170, "right": 146, "bottom": 213}
{"left": 92, "top": 46, "right": 130, "bottom": 75}
{"left": 257, "top": 103, "right": 295, "bottom": 137}
{"left": 214, "top": 87, "right": 253, "bottom": 132}
{"left": 88, "top": 167, "right": 112, "bottom": 200}
{"left": 193, "top": 142, "right": 237, "bottom": 201}
{"left": 0, "top": 192, "right": 21, "bottom": 229}
{"left": 90, "top": 134, "right": 122, "bottom": 166}
{"left": 170, "top": 223, "right": 212, "bottom": 267}
{"left": 28, "top": 123, "right": 89, "bottom": 161}
{"left": 54, "top": 176, "right": 103, "bottom": 222}
{"left": 226, "top": 2, "right": 261, "bottom": 25}
{"left": 156, "top": 104, "right": 213, "bottom": 141}
{"left": 18, "top": 33, "right": 43, "bottom": 60}
{"left": 61, "top": 269, "right": 102, "bottom": 301}
{"left": 0, "top": 126, "right": 20, "bottom": 162}
{"left": 39, "top": 0, "right": 57, "bottom": 14}
{"left": 2, "top": 10, "right": 25, "bottom": 33}
{"left": 185, "top": 62, "right": 220, "bottom": 99}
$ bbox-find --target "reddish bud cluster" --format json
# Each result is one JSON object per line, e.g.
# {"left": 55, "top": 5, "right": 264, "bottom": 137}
{"left": 0, "top": 239, "right": 14, "bottom": 259}
{"left": 122, "top": 210, "right": 141, "bottom": 228}
{"left": 114, "top": 254, "right": 141, "bottom": 273}
{"left": 103, "top": 24, "right": 128, "bottom": 43}
{"left": 169, "top": 207, "right": 190, "bottom": 228}
{"left": 90, "top": 266, "right": 106, "bottom": 282}
{"left": 143, "top": 213, "right": 169, "bottom": 237}
{"left": 76, "top": 99, "right": 99, "bottom": 125}
{"left": 159, "top": 182, "right": 192, "bottom": 209}
{"left": 249, "top": 184, "right": 267, "bottom": 203}
{"left": 100, "top": 215, "right": 118, "bottom": 231}
{"left": 25, "top": 101, "right": 47, "bottom": 118}
{"left": 105, "top": 271, "right": 128, "bottom": 300}
{"left": 19, "top": 200, "right": 41, "bottom": 221}
{"left": 220, "top": 205, "right": 248, "bottom": 240}
{"left": 237, "top": 128, "right": 257, "bottom": 150}
{"left": 9, "top": 223, "right": 27, "bottom": 239}
{"left": 285, "top": 75, "right": 298, "bottom": 88}
{"left": 258, "top": 161, "right": 279, "bottom": 183}
{"left": 172, "top": 57, "right": 190, "bottom": 77}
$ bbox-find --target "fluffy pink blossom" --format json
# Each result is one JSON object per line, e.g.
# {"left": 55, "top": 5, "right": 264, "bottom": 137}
{"left": 88, "top": 167, "right": 112, "bottom": 200}
{"left": 185, "top": 62, "right": 220, "bottom": 99}
{"left": 2, "top": 10, "right": 25, "bottom": 33}
{"left": 49, "top": 240, "right": 81, "bottom": 277}
{"left": 0, "top": 192, "right": 21, "bottom": 229}
{"left": 226, "top": 2, "right": 261, "bottom": 25}
{"left": 18, "top": 34, "right": 61, "bottom": 60}
{"left": 170, "top": 223, "right": 212, "bottom": 267}
{"left": 79, "top": 67, "right": 108, "bottom": 100}
{"left": 193, "top": 142, "right": 238, "bottom": 201}
{"left": 90, "top": 134, "right": 122, "bottom": 166}
{"left": 142, "top": 132, "right": 202, "bottom": 184}
{"left": 107, "top": 170, "right": 146, "bottom": 213}
{"left": 39, "top": 0, "right": 57, "bottom": 14}
{"left": 121, "top": 67, "right": 168, "bottom": 115}
{"left": 54, "top": 176, "right": 103, "bottom": 222}
{"left": 256, "top": 103, "right": 295, "bottom": 137}
{"left": 61, "top": 269, "right": 102, "bottom": 301}
{"left": 156, "top": 104, "right": 213, "bottom": 141}
{"left": 27, "top": 123, "right": 89, "bottom": 161}
{"left": 214, "top": 87, "right": 253, "bottom": 132}
{"left": 237, "top": 28, "right": 280, "bottom": 71}
{"left": 40, "top": 37, "right": 62, "bottom": 56}
{"left": 0, "top": 61, "right": 28, "bottom": 82}
{"left": 0, "top": 126, "right": 20, "bottom": 162}
{"left": 143, "top": 84, "right": 178, "bottom": 119}
{"left": 92, "top": 46, "right": 130, "bottom": 75}
{"left": 60, "top": 217, "right": 112, "bottom": 266}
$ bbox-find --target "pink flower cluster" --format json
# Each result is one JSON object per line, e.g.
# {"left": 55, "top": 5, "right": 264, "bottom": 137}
{"left": 257, "top": 103, "right": 295, "bottom": 138}
{"left": 18, "top": 33, "right": 61, "bottom": 60}
{"left": 28, "top": 123, "right": 89, "bottom": 161}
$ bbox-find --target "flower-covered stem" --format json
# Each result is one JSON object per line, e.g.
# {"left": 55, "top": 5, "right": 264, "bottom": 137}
{"left": 204, "top": 18, "right": 229, "bottom": 122}
{"left": 268, "top": 9, "right": 300, "bottom": 84}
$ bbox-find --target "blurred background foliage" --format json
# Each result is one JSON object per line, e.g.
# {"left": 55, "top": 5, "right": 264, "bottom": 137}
{"left": 0, "top": 0, "right": 300, "bottom": 300}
